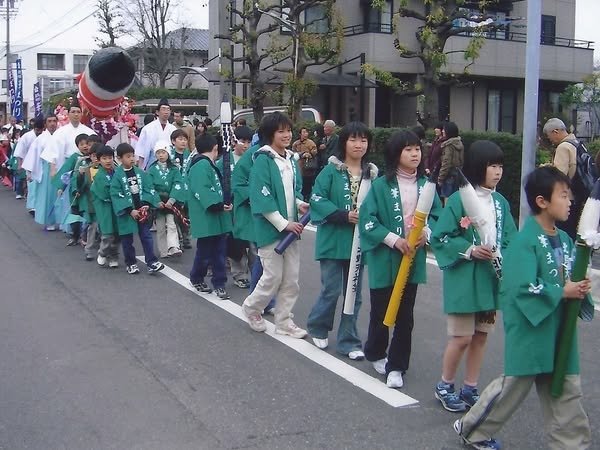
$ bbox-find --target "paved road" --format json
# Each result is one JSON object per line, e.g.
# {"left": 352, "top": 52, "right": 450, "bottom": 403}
{"left": 0, "top": 187, "right": 598, "bottom": 449}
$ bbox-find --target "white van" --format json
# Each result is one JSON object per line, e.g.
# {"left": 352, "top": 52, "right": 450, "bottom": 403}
{"left": 232, "top": 106, "right": 321, "bottom": 128}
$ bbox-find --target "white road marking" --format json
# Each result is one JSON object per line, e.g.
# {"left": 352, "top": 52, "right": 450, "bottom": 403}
{"left": 141, "top": 258, "right": 419, "bottom": 408}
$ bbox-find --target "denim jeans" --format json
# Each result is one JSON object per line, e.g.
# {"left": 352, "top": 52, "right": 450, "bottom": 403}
{"left": 249, "top": 242, "right": 275, "bottom": 311}
{"left": 121, "top": 221, "right": 157, "bottom": 266}
{"left": 306, "top": 259, "right": 363, "bottom": 355}
{"left": 190, "top": 234, "right": 227, "bottom": 289}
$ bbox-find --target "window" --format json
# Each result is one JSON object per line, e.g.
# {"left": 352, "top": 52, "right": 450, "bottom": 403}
{"left": 37, "top": 53, "right": 65, "bottom": 71}
{"left": 365, "top": 0, "right": 392, "bottom": 33}
{"left": 541, "top": 15, "right": 556, "bottom": 45}
{"left": 487, "top": 88, "right": 516, "bottom": 133}
{"left": 73, "top": 54, "right": 90, "bottom": 74}
{"left": 1, "top": 80, "right": 5, "bottom": 89}
{"left": 304, "top": 4, "right": 329, "bottom": 34}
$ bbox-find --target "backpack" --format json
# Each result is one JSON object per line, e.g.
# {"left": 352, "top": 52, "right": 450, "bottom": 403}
{"left": 566, "top": 139, "right": 599, "bottom": 199}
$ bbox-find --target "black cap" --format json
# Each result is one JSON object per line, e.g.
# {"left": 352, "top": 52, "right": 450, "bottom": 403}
{"left": 157, "top": 98, "right": 170, "bottom": 109}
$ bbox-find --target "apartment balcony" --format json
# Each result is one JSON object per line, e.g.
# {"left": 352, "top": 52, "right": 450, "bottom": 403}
{"left": 343, "top": 23, "right": 594, "bottom": 83}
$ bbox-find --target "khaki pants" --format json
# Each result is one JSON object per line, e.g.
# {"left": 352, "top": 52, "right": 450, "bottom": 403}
{"left": 84, "top": 222, "right": 99, "bottom": 257}
{"left": 242, "top": 241, "right": 300, "bottom": 328}
{"left": 156, "top": 212, "right": 179, "bottom": 257}
{"left": 459, "top": 374, "right": 591, "bottom": 450}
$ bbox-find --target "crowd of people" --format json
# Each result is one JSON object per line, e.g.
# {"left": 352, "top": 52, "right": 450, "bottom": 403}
{"left": 1, "top": 95, "right": 596, "bottom": 449}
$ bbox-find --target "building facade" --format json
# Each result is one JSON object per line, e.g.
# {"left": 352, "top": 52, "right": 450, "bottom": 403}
{"left": 209, "top": 0, "right": 594, "bottom": 132}
{"left": 0, "top": 45, "right": 94, "bottom": 123}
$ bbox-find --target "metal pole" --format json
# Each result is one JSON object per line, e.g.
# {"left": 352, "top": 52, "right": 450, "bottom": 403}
{"left": 519, "top": 0, "right": 542, "bottom": 227}
{"left": 359, "top": 52, "right": 365, "bottom": 122}
{"left": 6, "top": 0, "right": 10, "bottom": 121}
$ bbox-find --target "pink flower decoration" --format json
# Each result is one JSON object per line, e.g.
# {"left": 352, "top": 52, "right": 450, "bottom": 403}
{"left": 459, "top": 216, "right": 472, "bottom": 229}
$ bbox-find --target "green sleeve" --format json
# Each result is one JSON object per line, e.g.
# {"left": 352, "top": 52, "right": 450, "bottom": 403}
{"left": 426, "top": 188, "right": 443, "bottom": 232}
{"left": 502, "top": 242, "right": 564, "bottom": 327}
{"left": 501, "top": 199, "right": 518, "bottom": 250}
{"left": 90, "top": 172, "right": 110, "bottom": 202}
{"left": 168, "top": 169, "right": 186, "bottom": 202}
{"left": 189, "top": 162, "right": 223, "bottom": 210}
{"left": 110, "top": 172, "right": 132, "bottom": 216}
{"left": 140, "top": 170, "right": 160, "bottom": 207}
{"left": 51, "top": 153, "right": 77, "bottom": 190}
{"left": 430, "top": 193, "right": 474, "bottom": 269}
{"left": 358, "top": 183, "right": 391, "bottom": 253}
{"left": 310, "top": 167, "right": 339, "bottom": 224}
{"left": 249, "top": 154, "right": 280, "bottom": 215}
{"left": 293, "top": 158, "right": 303, "bottom": 200}
{"left": 232, "top": 158, "right": 250, "bottom": 208}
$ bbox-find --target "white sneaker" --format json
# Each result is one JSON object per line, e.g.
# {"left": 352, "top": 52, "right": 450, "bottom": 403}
{"left": 348, "top": 350, "right": 365, "bottom": 361}
{"left": 15, "top": 194, "right": 23, "bottom": 199}
{"left": 387, "top": 371, "right": 404, "bottom": 388}
{"left": 45, "top": 225, "right": 56, "bottom": 231}
{"left": 312, "top": 337, "right": 328, "bottom": 349}
{"left": 108, "top": 260, "right": 119, "bottom": 268}
{"left": 372, "top": 358, "right": 388, "bottom": 375}
{"left": 242, "top": 305, "right": 267, "bottom": 332}
{"left": 275, "top": 322, "right": 307, "bottom": 339}
{"left": 97, "top": 255, "right": 107, "bottom": 266}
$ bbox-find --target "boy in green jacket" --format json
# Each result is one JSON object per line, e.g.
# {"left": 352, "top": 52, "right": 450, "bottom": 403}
{"left": 90, "top": 145, "right": 120, "bottom": 268}
{"left": 188, "top": 134, "right": 233, "bottom": 300}
{"left": 454, "top": 166, "right": 594, "bottom": 450}
{"left": 241, "top": 112, "right": 309, "bottom": 338}
{"left": 110, "top": 143, "right": 164, "bottom": 275}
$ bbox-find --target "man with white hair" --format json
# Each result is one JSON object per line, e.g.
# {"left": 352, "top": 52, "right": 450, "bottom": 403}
{"left": 318, "top": 119, "right": 339, "bottom": 170}
{"left": 542, "top": 117, "right": 581, "bottom": 238}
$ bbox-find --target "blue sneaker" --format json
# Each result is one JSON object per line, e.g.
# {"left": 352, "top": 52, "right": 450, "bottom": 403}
{"left": 435, "top": 381, "right": 467, "bottom": 412}
{"left": 454, "top": 419, "right": 501, "bottom": 450}
{"left": 460, "top": 385, "right": 480, "bottom": 408}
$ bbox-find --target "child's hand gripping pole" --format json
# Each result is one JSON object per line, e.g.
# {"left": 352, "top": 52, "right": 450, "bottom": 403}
{"left": 456, "top": 169, "right": 503, "bottom": 279}
{"left": 343, "top": 167, "right": 374, "bottom": 315}
{"left": 383, "top": 181, "right": 436, "bottom": 327}
{"left": 274, "top": 211, "right": 311, "bottom": 255}
{"left": 551, "top": 179, "right": 600, "bottom": 398}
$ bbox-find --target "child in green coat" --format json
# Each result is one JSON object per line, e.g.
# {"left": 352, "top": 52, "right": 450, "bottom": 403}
{"left": 241, "top": 112, "right": 309, "bottom": 338}
{"left": 307, "top": 121, "right": 377, "bottom": 359}
{"left": 454, "top": 166, "right": 594, "bottom": 450}
{"left": 359, "top": 129, "right": 442, "bottom": 389}
{"left": 432, "top": 141, "right": 517, "bottom": 413}
{"left": 90, "top": 145, "right": 120, "bottom": 268}
{"left": 110, "top": 143, "right": 164, "bottom": 275}
{"left": 187, "top": 134, "right": 233, "bottom": 300}
{"left": 147, "top": 140, "right": 185, "bottom": 258}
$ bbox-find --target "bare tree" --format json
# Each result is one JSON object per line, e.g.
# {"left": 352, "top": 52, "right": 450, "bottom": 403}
{"left": 95, "top": 0, "right": 126, "bottom": 48}
{"left": 365, "top": 0, "right": 511, "bottom": 127}
{"left": 216, "top": 1, "right": 287, "bottom": 124}
{"left": 121, "top": 0, "right": 184, "bottom": 87}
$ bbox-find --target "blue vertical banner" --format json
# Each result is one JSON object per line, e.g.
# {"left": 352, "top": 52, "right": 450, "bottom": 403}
{"left": 33, "top": 82, "right": 42, "bottom": 117}
{"left": 7, "top": 64, "right": 15, "bottom": 115}
{"left": 13, "top": 58, "right": 23, "bottom": 121}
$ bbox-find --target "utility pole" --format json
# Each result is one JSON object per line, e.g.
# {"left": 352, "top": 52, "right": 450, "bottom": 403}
{"left": 519, "top": 0, "right": 541, "bottom": 227}
{"left": 0, "top": 0, "right": 17, "bottom": 123}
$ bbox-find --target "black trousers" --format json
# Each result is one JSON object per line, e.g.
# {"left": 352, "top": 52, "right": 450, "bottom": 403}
{"left": 364, "top": 283, "right": 418, "bottom": 375}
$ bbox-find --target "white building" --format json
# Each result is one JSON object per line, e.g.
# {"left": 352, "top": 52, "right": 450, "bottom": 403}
{"left": 0, "top": 44, "right": 95, "bottom": 123}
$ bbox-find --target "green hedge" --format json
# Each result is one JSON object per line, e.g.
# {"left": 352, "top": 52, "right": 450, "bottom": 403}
{"left": 126, "top": 87, "right": 208, "bottom": 100}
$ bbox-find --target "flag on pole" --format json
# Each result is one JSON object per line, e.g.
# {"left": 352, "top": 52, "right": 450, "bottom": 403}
{"left": 13, "top": 58, "right": 23, "bottom": 121}
{"left": 33, "top": 82, "right": 42, "bottom": 117}
{"left": 7, "top": 63, "right": 15, "bottom": 115}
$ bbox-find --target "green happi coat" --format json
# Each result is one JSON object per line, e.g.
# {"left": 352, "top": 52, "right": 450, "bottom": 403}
{"left": 249, "top": 147, "right": 303, "bottom": 248}
{"left": 187, "top": 155, "right": 232, "bottom": 238}
{"left": 52, "top": 152, "right": 82, "bottom": 197}
{"left": 146, "top": 162, "right": 186, "bottom": 203}
{"left": 359, "top": 175, "right": 442, "bottom": 289}
{"left": 110, "top": 165, "right": 159, "bottom": 236}
{"left": 430, "top": 190, "right": 517, "bottom": 314}
{"left": 169, "top": 145, "right": 191, "bottom": 175}
{"left": 311, "top": 157, "right": 378, "bottom": 260}
{"left": 501, "top": 216, "right": 594, "bottom": 376}
{"left": 231, "top": 144, "right": 260, "bottom": 242}
{"left": 72, "top": 159, "right": 97, "bottom": 222}
{"left": 90, "top": 166, "right": 118, "bottom": 235}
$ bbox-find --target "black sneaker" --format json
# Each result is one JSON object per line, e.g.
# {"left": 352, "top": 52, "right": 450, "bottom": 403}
{"left": 214, "top": 287, "right": 230, "bottom": 299}
{"left": 66, "top": 238, "right": 78, "bottom": 246}
{"left": 126, "top": 264, "right": 140, "bottom": 275}
{"left": 190, "top": 280, "right": 212, "bottom": 293}
{"left": 147, "top": 261, "right": 165, "bottom": 274}
{"left": 460, "top": 386, "right": 480, "bottom": 408}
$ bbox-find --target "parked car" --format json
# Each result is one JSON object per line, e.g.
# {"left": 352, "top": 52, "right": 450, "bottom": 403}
{"left": 211, "top": 106, "right": 321, "bottom": 128}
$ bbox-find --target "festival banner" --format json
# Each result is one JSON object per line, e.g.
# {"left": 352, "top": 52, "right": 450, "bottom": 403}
{"left": 33, "top": 82, "right": 42, "bottom": 117}
{"left": 13, "top": 58, "right": 23, "bottom": 120}
{"left": 7, "top": 63, "right": 15, "bottom": 115}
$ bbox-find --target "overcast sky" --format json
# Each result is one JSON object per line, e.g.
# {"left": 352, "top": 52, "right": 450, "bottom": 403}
{"left": 7, "top": 0, "right": 209, "bottom": 51}
{"left": 2, "top": 0, "right": 598, "bottom": 60}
